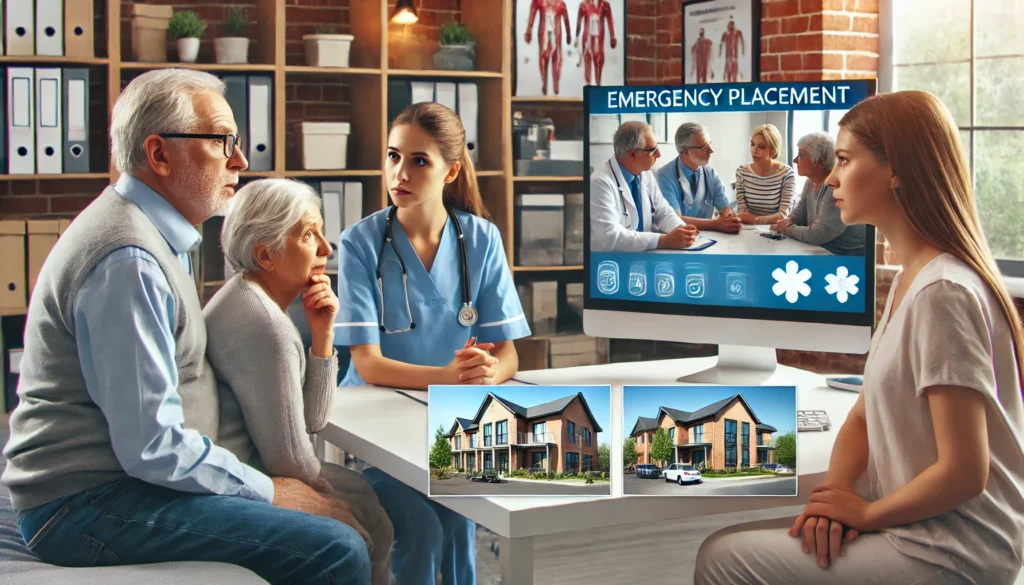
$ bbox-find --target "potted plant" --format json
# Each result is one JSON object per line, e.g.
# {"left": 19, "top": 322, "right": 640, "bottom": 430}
{"left": 168, "top": 11, "right": 206, "bottom": 63}
{"left": 303, "top": 24, "right": 355, "bottom": 68}
{"left": 215, "top": 7, "right": 250, "bottom": 64}
{"left": 433, "top": 21, "right": 475, "bottom": 71}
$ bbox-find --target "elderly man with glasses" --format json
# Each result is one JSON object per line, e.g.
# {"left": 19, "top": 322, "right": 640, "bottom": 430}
{"left": 655, "top": 122, "right": 742, "bottom": 234}
{"left": 1, "top": 69, "right": 372, "bottom": 584}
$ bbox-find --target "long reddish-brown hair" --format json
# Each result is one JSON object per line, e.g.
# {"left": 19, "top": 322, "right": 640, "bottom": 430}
{"left": 390, "top": 102, "right": 488, "bottom": 218}
{"left": 840, "top": 91, "right": 1024, "bottom": 390}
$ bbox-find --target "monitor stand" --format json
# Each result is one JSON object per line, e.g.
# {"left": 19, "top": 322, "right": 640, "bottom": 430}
{"left": 677, "top": 344, "right": 778, "bottom": 385}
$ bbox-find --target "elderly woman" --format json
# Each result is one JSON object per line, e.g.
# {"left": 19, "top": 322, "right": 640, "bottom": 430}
{"left": 773, "top": 132, "right": 866, "bottom": 256}
{"left": 204, "top": 178, "right": 393, "bottom": 585}
{"left": 735, "top": 123, "right": 796, "bottom": 225}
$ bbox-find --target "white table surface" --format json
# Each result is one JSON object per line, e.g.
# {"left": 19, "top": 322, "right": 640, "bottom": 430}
{"left": 652, "top": 225, "right": 830, "bottom": 256}
{"left": 319, "top": 357, "right": 859, "bottom": 540}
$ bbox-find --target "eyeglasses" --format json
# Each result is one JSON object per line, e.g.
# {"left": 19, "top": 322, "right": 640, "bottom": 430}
{"left": 686, "top": 143, "right": 712, "bottom": 152}
{"left": 158, "top": 133, "right": 242, "bottom": 158}
{"left": 633, "top": 145, "right": 660, "bottom": 155}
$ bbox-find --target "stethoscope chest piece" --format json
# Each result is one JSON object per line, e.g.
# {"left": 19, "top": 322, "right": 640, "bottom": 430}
{"left": 458, "top": 303, "right": 478, "bottom": 327}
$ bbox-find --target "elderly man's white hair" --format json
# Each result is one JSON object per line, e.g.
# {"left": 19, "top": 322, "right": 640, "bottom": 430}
{"left": 613, "top": 121, "right": 654, "bottom": 158}
{"left": 110, "top": 69, "right": 226, "bottom": 174}
{"left": 797, "top": 132, "right": 837, "bottom": 173}
{"left": 673, "top": 122, "right": 706, "bottom": 154}
{"left": 221, "top": 178, "right": 323, "bottom": 275}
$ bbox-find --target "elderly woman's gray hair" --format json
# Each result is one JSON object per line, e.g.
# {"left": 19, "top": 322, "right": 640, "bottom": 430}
{"left": 613, "top": 121, "right": 654, "bottom": 158}
{"left": 797, "top": 132, "right": 836, "bottom": 173}
{"left": 110, "top": 69, "right": 226, "bottom": 174}
{"left": 674, "top": 122, "right": 706, "bottom": 154}
{"left": 221, "top": 179, "right": 323, "bottom": 275}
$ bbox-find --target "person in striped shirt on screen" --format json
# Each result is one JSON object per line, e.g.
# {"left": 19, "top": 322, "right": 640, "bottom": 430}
{"left": 735, "top": 123, "right": 797, "bottom": 226}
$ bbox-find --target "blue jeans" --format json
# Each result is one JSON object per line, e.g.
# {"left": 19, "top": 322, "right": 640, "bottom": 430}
{"left": 363, "top": 467, "right": 475, "bottom": 585}
{"left": 17, "top": 478, "right": 371, "bottom": 585}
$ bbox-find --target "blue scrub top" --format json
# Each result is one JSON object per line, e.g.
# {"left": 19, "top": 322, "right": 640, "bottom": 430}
{"left": 334, "top": 207, "right": 532, "bottom": 386}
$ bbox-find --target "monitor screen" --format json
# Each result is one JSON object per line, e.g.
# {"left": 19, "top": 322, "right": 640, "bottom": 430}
{"left": 584, "top": 80, "right": 877, "bottom": 328}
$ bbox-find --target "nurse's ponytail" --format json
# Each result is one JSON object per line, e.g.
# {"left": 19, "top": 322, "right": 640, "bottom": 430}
{"left": 390, "top": 102, "right": 489, "bottom": 219}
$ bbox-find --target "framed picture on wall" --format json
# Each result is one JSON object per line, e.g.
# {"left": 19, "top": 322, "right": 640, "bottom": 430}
{"left": 513, "top": 0, "right": 626, "bottom": 98}
{"left": 682, "top": 0, "right": 761, "bottom": 85}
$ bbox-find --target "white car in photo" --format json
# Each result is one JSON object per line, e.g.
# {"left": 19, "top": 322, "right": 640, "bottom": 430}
{"left": 662, "top": 463, "right": 702, "bottom": 485}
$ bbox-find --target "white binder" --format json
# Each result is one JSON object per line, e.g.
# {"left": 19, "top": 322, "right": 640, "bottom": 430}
{"left": 247, "top": 76, "right": 273, "bottom": 172}
{"left": 8, "top": 68, "right": 36, "bottom": 175}
{"left": 434, "top": 82, "right": 457, "bottom": 111}
{"left": 343, "top": 182, "right": 362, "bottom": 229}
{"left": 410, "top": 81, "right": 434, "bottom": 104}
{"left": 35, "top": 68, "right": 63, "bottom": 174}
{"left": 321, "top": 182, "right": 343, "bottom": 270}
{"left": 36, "top": 0, "right": 63, "bottom": 56}
{"left": 457, "top": 83, "right": 479, "bottom": 163}
{"left": 6, "top": 0, "right": 34, "bottom": 56}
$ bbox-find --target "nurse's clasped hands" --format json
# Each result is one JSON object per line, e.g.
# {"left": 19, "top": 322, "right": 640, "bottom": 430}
{"left": 445, "top": 336, "right": 500, "bottom": 385}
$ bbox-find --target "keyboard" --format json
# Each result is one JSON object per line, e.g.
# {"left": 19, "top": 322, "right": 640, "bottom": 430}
{"left": 797, "top": 410, "right": 831, "bottom": 432}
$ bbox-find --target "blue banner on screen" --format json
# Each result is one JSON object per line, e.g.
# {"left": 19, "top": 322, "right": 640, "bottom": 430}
{"left": 587, "top": 81, "right": 871, "bottom": 114}
{"left": 591, "top": 252, "right": 866, "bottom": 314}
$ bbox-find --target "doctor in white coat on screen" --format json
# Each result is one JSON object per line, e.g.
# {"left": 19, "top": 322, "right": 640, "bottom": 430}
{"left": 590, "top": 121, "right": 700, "bottom": 252}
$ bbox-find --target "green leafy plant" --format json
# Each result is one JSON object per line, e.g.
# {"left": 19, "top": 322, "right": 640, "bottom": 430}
{"left": 429, "top": 425, "right": 453, "bottom": 470}
{"left": 313, "top": 24, "right": 341, "bottom": 35}
{"left": 168, "top": 11, "right": 207, "bottom": 39}
{"left": 650, "top": 427, "right": 673, "bottom": 467}
{"left": 224, "top": 7, "right": 249, "bottom": 37}
{"left": 774, "top": 431, "right": 797, "bottom": 468}
{"left": 622, "top": 437, "right": 638, "bottom": 466}
{"left": 439, "top": 21, "right": 474, "bottom": 45}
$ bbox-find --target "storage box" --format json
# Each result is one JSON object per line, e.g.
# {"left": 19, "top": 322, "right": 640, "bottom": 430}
{"left": 564, "top": 193, "right": 583, "bottom": 265}
{"left": 303, "top": 34, "right": 355, "bottom": 68}
{"left": 0, "top": 221, "right": 27, "bottom": 311}
{"left": 27, "top": 219, "right": 60, "bottom": 297}
{"left": 518, "top": 281, "right": 558, "bottom": 336}
{"left": 131, "top": 5, "right": 173, "bottom": 63}
{"left": 300, "top": 122, "right": 351, "bottom": 170}
{"left": 515, "top": 194, "right": 564, "bottom": 266}
{"left": 57, "top": 219, "right": 72, "bottom": 235}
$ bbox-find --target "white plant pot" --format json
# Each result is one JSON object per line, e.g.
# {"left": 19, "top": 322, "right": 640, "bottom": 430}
{"left": 215, "top": 37, "right": 250, "bottom": 64}
{"left": 303, "top": 34, "right": 355, "bottom": 68}
{"left": 176, "top": 37, "right": 200, "bottom": 63}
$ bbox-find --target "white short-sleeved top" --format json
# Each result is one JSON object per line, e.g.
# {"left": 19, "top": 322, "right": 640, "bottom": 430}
{"left": 334, "top": 207, "right": 531, "bottom": 386}
{"left": 863, "top": 253, "right": 1024, "bottom": 584}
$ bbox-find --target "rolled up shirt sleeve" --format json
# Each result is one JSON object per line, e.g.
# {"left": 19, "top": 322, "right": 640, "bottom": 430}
{"left": 73, "top": 248, "right": 274, "bottom": 504}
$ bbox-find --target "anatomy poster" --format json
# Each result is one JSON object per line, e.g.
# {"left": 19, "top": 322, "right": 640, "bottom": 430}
{"left": 682, "top": 0, "right": 760, "bottom": 85}
{"left": 514, "top": 0, "right": 625, "bottom": 98}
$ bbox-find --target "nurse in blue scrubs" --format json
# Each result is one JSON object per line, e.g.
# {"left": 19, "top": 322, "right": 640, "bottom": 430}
{"left": 335, "top": 101, "right": 531, "bottom": 585}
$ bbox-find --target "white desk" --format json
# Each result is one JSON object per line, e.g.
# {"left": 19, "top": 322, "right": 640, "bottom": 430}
{"left": 653, "top": 226, "right": 830, "bottom": 256}
{"left": 319, "top": 358, "right": 859, "bottom": 585}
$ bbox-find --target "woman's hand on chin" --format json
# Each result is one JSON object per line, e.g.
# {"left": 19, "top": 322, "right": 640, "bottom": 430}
{"left": 302, "top": 274, "right": 339, "bottom": 335}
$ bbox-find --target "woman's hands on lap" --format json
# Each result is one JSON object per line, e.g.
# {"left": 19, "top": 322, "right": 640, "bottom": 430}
{"left": 789, "top": 483, "right": 877, "bottom": 569}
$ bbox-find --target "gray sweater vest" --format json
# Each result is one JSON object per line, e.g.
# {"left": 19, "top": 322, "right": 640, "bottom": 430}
{"left": 1, "top": 186, "right": 219, "bottom": 511}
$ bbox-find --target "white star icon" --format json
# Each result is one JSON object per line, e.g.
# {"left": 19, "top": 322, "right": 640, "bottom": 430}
{"left": 825, "top": 266, "right": 860, "bottom": 303}
{"left": 772, "top": 260, "right": 812, "bottom": 304}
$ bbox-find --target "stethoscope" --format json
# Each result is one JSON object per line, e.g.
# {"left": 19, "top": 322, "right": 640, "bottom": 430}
{"left": 609, "top": 160, "right": 652, "bottom": 229}
{"left": 376, "top": 205, "right": 477, "bottom": 334}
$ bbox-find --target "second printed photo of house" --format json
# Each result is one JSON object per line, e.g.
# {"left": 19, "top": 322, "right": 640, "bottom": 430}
{"left": 623, "top": 385, "right": 797, "bottom": 497}
{"left": 428, "top": 385, "right": 612, "bottom": 496}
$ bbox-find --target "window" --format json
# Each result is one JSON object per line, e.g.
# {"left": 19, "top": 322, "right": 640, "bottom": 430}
{"left": 483, "top": 452, "right": 492, "bottom": 469}
{"left": 725, "top": 419, "right": 737, "bottom": 468}
{"left": 467, "top": 453, "right": 476, "bottom": 469}
{"left": 531, "top": 451, "right": 546, "bottom": 468}
{"left": 484, "top": 423, "right": 492, "bottom": 447}
{"left": 639, "top": 433, "right": 644, "bottom": 444}
{"left": 532, "top": 421, "right": 546, "bottom": 442}
{"left": 886, "top": 0, "right": 1024, "bottom": 270}
{"left": 496, "top": 420, "right": 508, "bottom": 445}
{"left": 469, "top": 433, "right": 477, "bottom": 448}
{"left": 581, "top": 427, "right": 592, "bottom": 447}
{"left": 582, "top": 454, "right": 594, "bottom": 472}
{"left": 694, "top": 424, "right": 704, "bottom": 444}
{"left": 455, "top": 435, "right": 461, "bottom": 450}
{"left": 567, "top": 421, "right": 577, "bottom": 444}
{"left": 669, "top": 427, "right": 675, "bottom": 443}
{"left": 566, "top": 452, "right": 580, "bottom": 473}
{"left": 757, "top": 432, "right": 764, "bottom": 446}
{"left": 742, "top": 422, "right": 750, "bottom": 468}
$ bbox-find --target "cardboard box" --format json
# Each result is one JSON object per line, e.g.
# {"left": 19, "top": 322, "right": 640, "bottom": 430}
{"left": 131, "top": 4, "right": 173, "bottom": 63}
{"left": 57, "top": 219, "right": 72, "bottom": 235}
{"left": 27, "top": 220, "right": 61, "bottom": 297}
{"left": 0, "top": 221, "right": 27, "bottom": 311}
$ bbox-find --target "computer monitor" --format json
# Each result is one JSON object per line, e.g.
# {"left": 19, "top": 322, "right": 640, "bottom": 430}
{"left": 583, "top": 80, "right": 877, "bottom": 384}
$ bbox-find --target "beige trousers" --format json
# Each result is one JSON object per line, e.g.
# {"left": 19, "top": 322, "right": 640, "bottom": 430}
{"left": 320, "top": 462, "right": 395, "bottom": 585}
{"left": 694, "top": 516, "right": 969, "bottom": 585}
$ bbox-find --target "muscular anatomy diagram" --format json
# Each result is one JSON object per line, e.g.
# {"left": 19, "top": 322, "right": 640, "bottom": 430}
{"left": 690, "top": 27, "right": 713, "bottom": 83}
{"left": 525, "top": 0, "right": 572, "bottom": 95}
{"left": 574, "top": 0, "right": 617, "bottom": 86}
{"left": 719, "top": 16, "right": 746, "bottom": 82}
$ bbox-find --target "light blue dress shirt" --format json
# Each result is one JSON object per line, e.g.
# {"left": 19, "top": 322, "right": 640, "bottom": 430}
{"left": 73, "top": 174, "right": 274, "bottom": 504}
{"left": 654, "top": 158, "right": 731, "bottom": 218}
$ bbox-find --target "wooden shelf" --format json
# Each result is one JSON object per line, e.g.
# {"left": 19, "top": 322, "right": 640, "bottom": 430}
{"left": 0, "top": 308, "right": 27, "bottom": 317}
{"left": 513, "top": 176, "right": 584, "bottom": 182}
{"left": 240, "top": 171, "right": 277, "bottom": 178}
{"left": 120, "top": 62, "right": 276, "bottom": 72}
{"left": 476, "top": 170, "right": 504, "bottom": 177}
{"left": 0, "top": 56, "right": 110, "bottom": 66}
{"left": 0, "top": 173, "right": 109, "bottom": 181}
{"left": 285, "top": 170, "right": 383, "bottom": 177}
{"left": 387, "top": 69, "right": 503, "bottom": 79}
{"left": 511, "top": 96, "right": 583, "bottom": 103}
{"left": 286, "top": 66, "right": 382, "bottom": 75}
{"left": 514, "top": 265, "right": 583, "bottom": 272}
